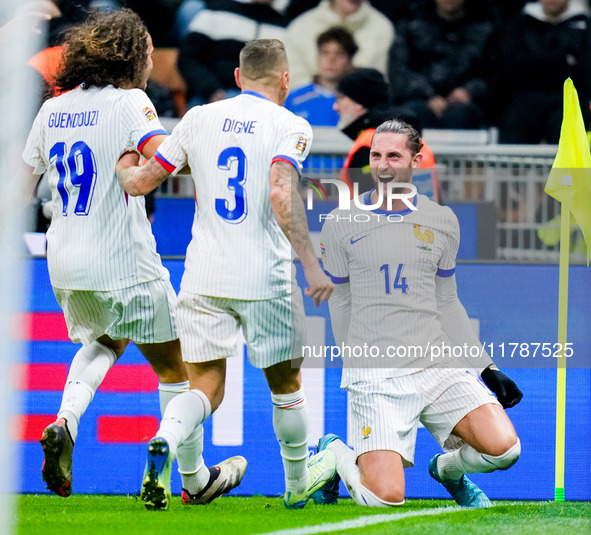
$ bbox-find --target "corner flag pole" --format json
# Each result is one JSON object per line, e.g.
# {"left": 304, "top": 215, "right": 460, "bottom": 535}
{"left": 545, "top": 79, "right": 591, "bottom": 501}
{"left": 554, "top": 177, "right": 571, "bottom": 502}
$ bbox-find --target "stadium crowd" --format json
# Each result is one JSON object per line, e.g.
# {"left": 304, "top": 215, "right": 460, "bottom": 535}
{"left": 5, "top": 0, "right": 590, "bottom": 143}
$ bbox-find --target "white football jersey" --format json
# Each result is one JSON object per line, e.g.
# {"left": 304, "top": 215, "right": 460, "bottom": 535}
{"left": 320, "top": 193, "right": 460, "bottom": 386}
{"left": 23, "top": 86, "right": 169, "bottom": 291}
{"left": 155, "top": 90, "right": 313, "bottom": 300}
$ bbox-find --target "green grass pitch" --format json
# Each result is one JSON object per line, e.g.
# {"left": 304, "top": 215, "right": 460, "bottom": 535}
{"left": 16, "top": 494, "right": 591, "bottom": 535}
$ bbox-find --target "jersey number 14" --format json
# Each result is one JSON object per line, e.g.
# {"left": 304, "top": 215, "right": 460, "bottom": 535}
{"left": 380, "top": 263, "right": 409, "bottom": 294}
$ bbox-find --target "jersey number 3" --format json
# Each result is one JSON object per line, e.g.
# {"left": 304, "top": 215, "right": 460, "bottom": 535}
{"left": 380, "top": 263, "right": 409, "bottom": 295}
{"left": 49, "top": 141, "right": 97, "bottom": 216}
{"left": 216, "top": 146, "right": 247, "bottom": 223}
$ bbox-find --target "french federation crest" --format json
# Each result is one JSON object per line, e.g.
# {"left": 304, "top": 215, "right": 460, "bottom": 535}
{"left": 414, "top": 225, "right": 434, "bottom": 251}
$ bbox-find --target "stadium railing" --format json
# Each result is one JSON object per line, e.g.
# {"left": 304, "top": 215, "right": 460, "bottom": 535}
{"left": 158, "top": 120, "right": 583, "bottom": 264}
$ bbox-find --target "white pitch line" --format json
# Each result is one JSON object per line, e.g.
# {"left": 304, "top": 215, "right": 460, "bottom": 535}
{"left": 257, "top": 505, "right": 465, "bottom": 535}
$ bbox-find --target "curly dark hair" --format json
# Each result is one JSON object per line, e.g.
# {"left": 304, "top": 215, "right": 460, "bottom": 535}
{"left": 55, "top": 8, "right": 149, "bottom": 92}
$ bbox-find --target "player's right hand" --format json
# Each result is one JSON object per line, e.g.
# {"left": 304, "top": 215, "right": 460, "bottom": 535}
{"left": 116, "top": 150, "right": 140, "bottom": 173}
{"left": 481, "top": 366, "right": 523, "bottom": 409}
{"left": 304, "top": 264, "right": 334, "bottom": 307}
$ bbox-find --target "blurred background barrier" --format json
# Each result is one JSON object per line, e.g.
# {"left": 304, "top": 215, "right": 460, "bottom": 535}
{"left": 156, "top": 122, "right": 578, "bottom": 263}
{"left": 15, "top": 258, "right": 591, "bottom": 500}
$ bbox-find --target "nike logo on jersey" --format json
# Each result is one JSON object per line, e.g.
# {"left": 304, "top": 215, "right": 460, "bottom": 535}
{"left": 350, "top": 236, "right": 368, "bottom": 245}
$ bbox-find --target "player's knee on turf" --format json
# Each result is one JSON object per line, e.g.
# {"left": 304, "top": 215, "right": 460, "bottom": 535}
{"left": 482, "top": 438, "right": 521, "bottom": 471}
{"left": 361, "top": 477, "right": 405, "bottom": 505}
{"left": 359, "top": 484, "right": 405, "bottom": 507}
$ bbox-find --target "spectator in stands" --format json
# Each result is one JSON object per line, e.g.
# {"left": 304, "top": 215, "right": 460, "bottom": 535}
{"left": 114, "top": 1, "right": 319, "bottom": 44}
{"left": 334, "top": 68, "right": 439, "bottom": 201}
{"left": 174, "top": 0, "right": 205, "bottom": 41}
{"left": 285, "top": 27, "right": 357, "bottom": 127}
{"left": 494, "top": 0, "right": 529, "bottom": 21}
{"left": 283, "top": 0, "right": 394, "bottom": 89}
{"left": 387, "top": 0, "right": 497, "bottom": 130}
{"left": 370, "top": 0, "right": 422, "bottom": 22}
{"left": 123, "top": 1, "right": 183, "bottom": 46}
{"left": 488, "top": 0, "right": 591, "bottom": 144}
{"left": 178, "top": 0, "right": 288, "bottom": 108}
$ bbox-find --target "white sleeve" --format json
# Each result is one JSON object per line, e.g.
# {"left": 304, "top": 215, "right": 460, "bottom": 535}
{"left": 319, "top": 215, "right": 349, "bottom": 282}
{"left": 121, "top": 89, "right": 168, "bottom": 153}
{"left": 436, "top": 274, "right": 494, "bottom": 373}
{"left": 437, "top": 209, "right": 460, "bottom": 277}
{"left": 328, "top": 282, "right": 351, "bottom": 347}
{"left": 272, "top": 115, "right": 312, "bottom": 175}
{"left": 153, "top": 108, "right": 194, "bottom": 174}
{"left": 321, "top": 215, "right": 352, "bottom": 346}
{"left": 22, "top": 108, "right": 47, "bottom": 174}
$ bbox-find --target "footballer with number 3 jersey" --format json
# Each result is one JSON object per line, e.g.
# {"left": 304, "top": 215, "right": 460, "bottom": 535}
{"left": 315, "top": 119, "right": 523, "bottom": 509}
{"left": 153, "top": 86, "right": 312, "bottom": 300}
{"left": 117, "top": 39, "right": 336, "bottom": 510}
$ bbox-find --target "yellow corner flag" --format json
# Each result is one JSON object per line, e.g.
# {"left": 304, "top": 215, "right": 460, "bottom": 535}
{"left": 544, "top": 78, "right": 591, "bottom": 264}
{"left": 544, "top": 78, "right": 591, "bottom": 502}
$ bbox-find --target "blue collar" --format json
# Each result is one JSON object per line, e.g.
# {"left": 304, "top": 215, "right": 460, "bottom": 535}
{"left": 363, "top": 189, "right": 418, "bottom": 216}
{"left": 242, "top": 90, "right": 270, "bottom": 101}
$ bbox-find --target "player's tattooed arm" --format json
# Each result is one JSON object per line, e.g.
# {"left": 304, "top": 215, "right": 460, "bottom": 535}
{"left": 270, "top": 160, "right": 334, "bottom": 306}
{"left": 116, "top": 154, "right": 170, "bottom": 196}
{"left": 270, "top": 160, "right": 294, "bottom": 238}
{"left": 270, "top": 159, "right": 316, "bottom": 263}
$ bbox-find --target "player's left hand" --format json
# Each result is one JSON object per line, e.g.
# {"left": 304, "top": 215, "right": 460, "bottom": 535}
{"left": 481, "top": 366, "right": 523, "bottom": 409}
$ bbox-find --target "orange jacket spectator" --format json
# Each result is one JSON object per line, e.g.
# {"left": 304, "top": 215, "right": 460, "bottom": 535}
{"left": 27, "top": 45, "right": 63, "bottom": 96}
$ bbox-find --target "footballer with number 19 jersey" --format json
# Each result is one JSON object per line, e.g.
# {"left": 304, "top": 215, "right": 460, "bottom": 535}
{"left": 23, "top": 86, "right": 169, "bottom": 292}
{"left": 21, "top": 9, "right": 193, "bottom": 505}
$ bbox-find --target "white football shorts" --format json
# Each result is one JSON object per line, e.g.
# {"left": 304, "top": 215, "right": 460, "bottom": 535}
{"left": 176, "top": 287, "right": 306, "bottom": 369}
{"left": 347, "top": 365, "right": 500, "bottom": 466}
{"left": 53, "top": 277, "right": 178, "bottom": 345}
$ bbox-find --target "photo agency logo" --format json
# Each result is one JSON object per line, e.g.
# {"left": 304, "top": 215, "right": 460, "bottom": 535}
{"left": 302, "top": 177, "right": 418, "bottom": 223}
